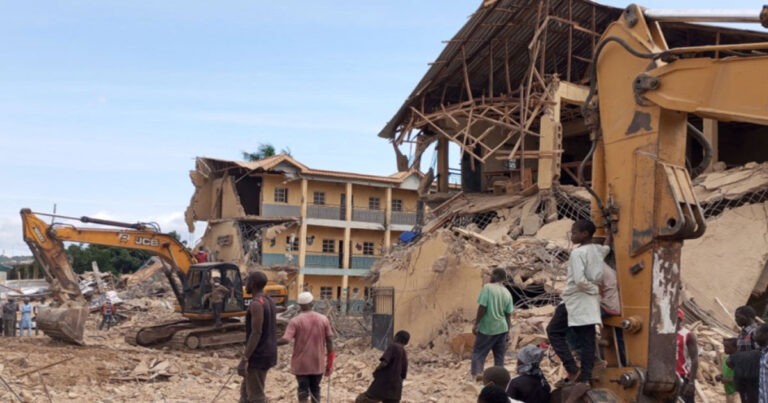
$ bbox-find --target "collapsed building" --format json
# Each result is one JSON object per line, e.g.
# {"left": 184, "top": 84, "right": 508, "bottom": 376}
{"left": 370, "top": 0, "right": 768, "bottom": 350}
{"left": 184, "top": 154, "right": 424, "bottom": 311}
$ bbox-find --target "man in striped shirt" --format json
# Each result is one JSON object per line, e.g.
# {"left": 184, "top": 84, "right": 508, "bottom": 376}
{"left": 736, "top": 305, "right": 760, "bottom": 352}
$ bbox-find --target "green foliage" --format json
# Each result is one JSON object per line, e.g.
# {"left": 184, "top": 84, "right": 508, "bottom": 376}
{"left": 241, "top": 143, "right": 291, "bottom": 161}
{"left": 66, "top": 244, "right": 152, "bottom": 275}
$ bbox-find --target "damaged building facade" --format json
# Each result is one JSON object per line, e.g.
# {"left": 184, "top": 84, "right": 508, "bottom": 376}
{"left": 374, "top": 0, "right": 768, "bottom": 343}
{"left": 185, "top": 154, "right": 423, "bottom": 311}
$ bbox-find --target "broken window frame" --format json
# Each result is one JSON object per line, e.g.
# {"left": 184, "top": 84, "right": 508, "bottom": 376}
{"left": 313, "top": 191, "right": 326, "bottom": 205}
{"left": 285, "top": 236, "right": 299, "bottom": 251}
{"left": 322, "top": 239, "right": 335, "bottom": 253}
{"left": 391, "top": 199, "right": 403, "bottom": 212}
{"left": 362, "top": 241, "right": 375, "bottom": 256}
{"left": 368, "top": 197, "right": 381, "bottom": 211}
{"left": 274, "top": 187, "right": 288, "bottom": 203}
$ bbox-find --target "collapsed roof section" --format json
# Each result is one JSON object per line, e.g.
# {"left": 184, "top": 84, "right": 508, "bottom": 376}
{"left": 379, "top": 0, "right": 768, "bottom": 192}
{"left": 185, "top": 154, "right": 423, "bottom": 232}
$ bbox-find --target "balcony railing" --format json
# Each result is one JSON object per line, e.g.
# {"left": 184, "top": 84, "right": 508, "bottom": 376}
{"left": 307, "top": 204, "right": 344, "bottom": 220}
{"left": 352, "top": 208, "right": 385, "bottom": 224}
{"left": 391, "top": 211, "right": 417, "bottom": 226}
{"left": 351, "top": 255, "right": 379, "bottom": 269}
{"left": 261, "top": 253, "right": 298, "bottom": 266}
{"left": 305, "top": 253, "right": 341, "bottom": 268}
{"left": 262, "top": 204, "right": 300, "bottom": 217}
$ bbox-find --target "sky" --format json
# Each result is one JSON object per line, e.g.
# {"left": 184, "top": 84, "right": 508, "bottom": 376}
{"left": 0, "top": 1, "right": 765, "bottom": 256}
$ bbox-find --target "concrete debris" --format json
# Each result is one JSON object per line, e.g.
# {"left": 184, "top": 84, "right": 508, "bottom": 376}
{"left": 681, "top": 202, "right": 768, "bottom": 326}
{"left": 694, "top": 161, "right": 768, "bottom": 203}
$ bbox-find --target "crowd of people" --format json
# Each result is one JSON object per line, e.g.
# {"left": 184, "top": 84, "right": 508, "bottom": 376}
{"left": 238, "top": 271, "right": 410, "bottom": 403}
{"left": 0, "top": 297, "right": 40, "bottom": 337}
{"left": 474, "top": 218, "right": 768, "bottom": 403}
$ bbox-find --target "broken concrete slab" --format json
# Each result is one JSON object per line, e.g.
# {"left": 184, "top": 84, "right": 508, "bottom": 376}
{"left": 682, "top": 202, "right": 768, "bottom": 326}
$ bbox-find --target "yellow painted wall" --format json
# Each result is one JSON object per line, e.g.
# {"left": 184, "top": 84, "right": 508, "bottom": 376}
{"left": 351, "top": 185, "right": 387, "bottom": 209}
{"left": 200, "top": 221, "right": 244, "bottom": 264}
{"left": 302, "top": 275, "right": 370, "bottom": 301}
{"left": 351, "top": 229, "right": 385, "bottom": 256}
{"left": 307, "top": 181, "right": 347, "bottom": 206}
{"left": 262, "top": 227, "right": 300, "bottom": 255}
{"left": 391, "top": 189, "right": 419, "bottom": 212}
{"left": 261, "top": 174, "right": 302, "bottom": 205}
{"left": 347, "top": 277, "right": 372, "bottom": 299}
{"left": 305, "top": 226, "right": 345, "bottom": 254}
{"left": 303, "top": 275, "right": 343, "bottom": 299}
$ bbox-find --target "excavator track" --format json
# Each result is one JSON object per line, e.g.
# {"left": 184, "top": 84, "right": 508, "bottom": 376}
{"left": 168, "top": 321, "right": 245, "bottom": 350}
{"left": 124, "top": 319, "right": 195, "bottom": 347}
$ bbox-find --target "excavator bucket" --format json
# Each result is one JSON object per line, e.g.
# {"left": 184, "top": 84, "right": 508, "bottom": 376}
{"left": 36, "top": 302, "right": 89, "bottom": 345}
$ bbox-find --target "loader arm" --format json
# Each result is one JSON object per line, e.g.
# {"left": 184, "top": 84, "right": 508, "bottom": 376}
{"left": 583, "top": 4, "right": 768, "bottom": 401}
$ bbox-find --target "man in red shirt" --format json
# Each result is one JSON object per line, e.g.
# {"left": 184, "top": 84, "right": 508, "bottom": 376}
{"left": 195, "top": 246, "right": 208, "bottom": 263}
{"left": 278, "top": 292, "right": 335, "bottom": 403}
{"left": 676, "top": 308, "right": 699, "bottom": 403}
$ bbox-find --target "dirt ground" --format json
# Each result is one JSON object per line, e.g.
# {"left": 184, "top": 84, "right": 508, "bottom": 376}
{"left": 0, "top": 312, "right": 487, "bottom": 402}
{"left": 0, "top": 309, "right": 728, "bottom": 403}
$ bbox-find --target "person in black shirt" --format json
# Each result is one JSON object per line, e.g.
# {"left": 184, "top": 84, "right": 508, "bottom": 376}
{"left": 506, "top": 345, "right": 551, "bottom": 403}
{"left": 238, "top": 271, "right": 277, "bottom": 403}
{"left": 356, "top": 330, "right": 410, "bottom": 403}
{"left": 477, "top": 385, "right": 510, "bottom": 403}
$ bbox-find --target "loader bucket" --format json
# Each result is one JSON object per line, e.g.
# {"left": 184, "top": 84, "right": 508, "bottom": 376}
{"left": 36, "top": 303, "right": 89, "bottom": 345}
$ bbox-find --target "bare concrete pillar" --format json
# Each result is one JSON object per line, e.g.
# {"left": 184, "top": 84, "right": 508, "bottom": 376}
{"left": 297, "top": 178, "right": 308, "bottom": 299}
{"left": 703, "top": 119, "right": 719, "bottom": 172}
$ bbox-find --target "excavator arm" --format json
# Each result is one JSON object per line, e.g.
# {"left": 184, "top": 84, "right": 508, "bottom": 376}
{"left": 20, "top": 208, "right": 196, "bottom": 345}
{"left": 582, "top": 4, "right": 768, "bottom": 402}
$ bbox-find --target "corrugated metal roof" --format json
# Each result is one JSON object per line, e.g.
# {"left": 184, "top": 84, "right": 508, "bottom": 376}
{"left": 379, "top": 0, "right": 768, "bottom": 139}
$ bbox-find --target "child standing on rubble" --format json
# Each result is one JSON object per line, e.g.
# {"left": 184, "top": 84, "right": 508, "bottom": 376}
{"left": 717, "top": 338, "right": 738, "bottom": 403}
{"left": 546, "top": 219, "right": 609, "bottom": 402}
{"left": 356, "top": 330, "right": 410, "bottom": 403}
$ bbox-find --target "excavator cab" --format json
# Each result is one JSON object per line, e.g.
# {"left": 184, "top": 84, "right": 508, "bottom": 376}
{"left": 180, "top": 263, "right": 245, "bottom": 316}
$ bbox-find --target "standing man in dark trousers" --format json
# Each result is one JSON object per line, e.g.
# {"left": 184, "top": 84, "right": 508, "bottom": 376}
{"left": 278, "top": 291, "right": 335, "bottom": 403}
{"left": 238, "top": 271, "right": 277, "bottom": 403}
{"left": 471, "top": 268, "right": 514, "bottom": 380}
{"left": 3, "top": 298, "right": 17, "bottom": 337}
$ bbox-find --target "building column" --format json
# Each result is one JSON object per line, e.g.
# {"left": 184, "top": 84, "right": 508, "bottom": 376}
{"left": 703, "top": 119, "right": 718, "bottom": 172}
{"left": 297, "top": 178, "right": 308, "bottom": 299}
{"left": 537, "top": 85, "right": 562, "bottom": 192}
{"left": 384, "top": 187, "right": 392, "bottom": 250}
{"left": 341, "top": 182, "right": 352, "bottom": 314}
{"left": 437, "top": 137, "right": 449, "bottom": 192}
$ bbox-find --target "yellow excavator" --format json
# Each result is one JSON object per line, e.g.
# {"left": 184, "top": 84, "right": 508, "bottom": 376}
{"left": 20, "top": 208, "right": 289, "bottom": 349}
{"left": 569, "top": 4, "right": 768, "bottom": 402}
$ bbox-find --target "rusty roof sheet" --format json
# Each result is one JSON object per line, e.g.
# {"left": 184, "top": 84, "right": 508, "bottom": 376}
{"left": 379, "top": 0, "right": 768, "bottom": 139}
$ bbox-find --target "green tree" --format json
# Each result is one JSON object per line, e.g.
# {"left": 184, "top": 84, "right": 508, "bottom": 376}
{"left": 66, "top": 244, "right": 151, "bottom": 275}
{"left": 241, "top": 143, "right": 291, "bottom": 161}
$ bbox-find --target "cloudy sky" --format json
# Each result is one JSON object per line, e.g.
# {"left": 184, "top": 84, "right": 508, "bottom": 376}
{"left": 0, "top": 1, "right": 764, "bottom": 256}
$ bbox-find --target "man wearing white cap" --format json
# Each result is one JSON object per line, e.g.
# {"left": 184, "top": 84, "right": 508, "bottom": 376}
{"left": 278, "top": 291, "right": 335, "bottom": 403}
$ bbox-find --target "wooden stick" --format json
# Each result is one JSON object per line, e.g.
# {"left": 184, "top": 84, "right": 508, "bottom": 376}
{"left": 38, "top": 373, "right": 53, "bottom": 403}
{"left": 714, "top": 297, "right": 739, "bottom": 328}
{"left": 210, "top": 371, "right": 235, "bottom": 403}
{"left": 18, "top": 356, "right": 73, "bottom": 378}
{"left": 0, "top": 374, "right": 22, "bottom": 402}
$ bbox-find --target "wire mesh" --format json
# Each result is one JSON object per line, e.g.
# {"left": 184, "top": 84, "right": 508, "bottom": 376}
{"left": 700, "top": 188, "right": 768, "bottom": 219}
{"left": 554, "top": 190, "right": 592, "bottom": 222}
{"left": 449, "top": 211, "right": 499, "bottom": 230}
